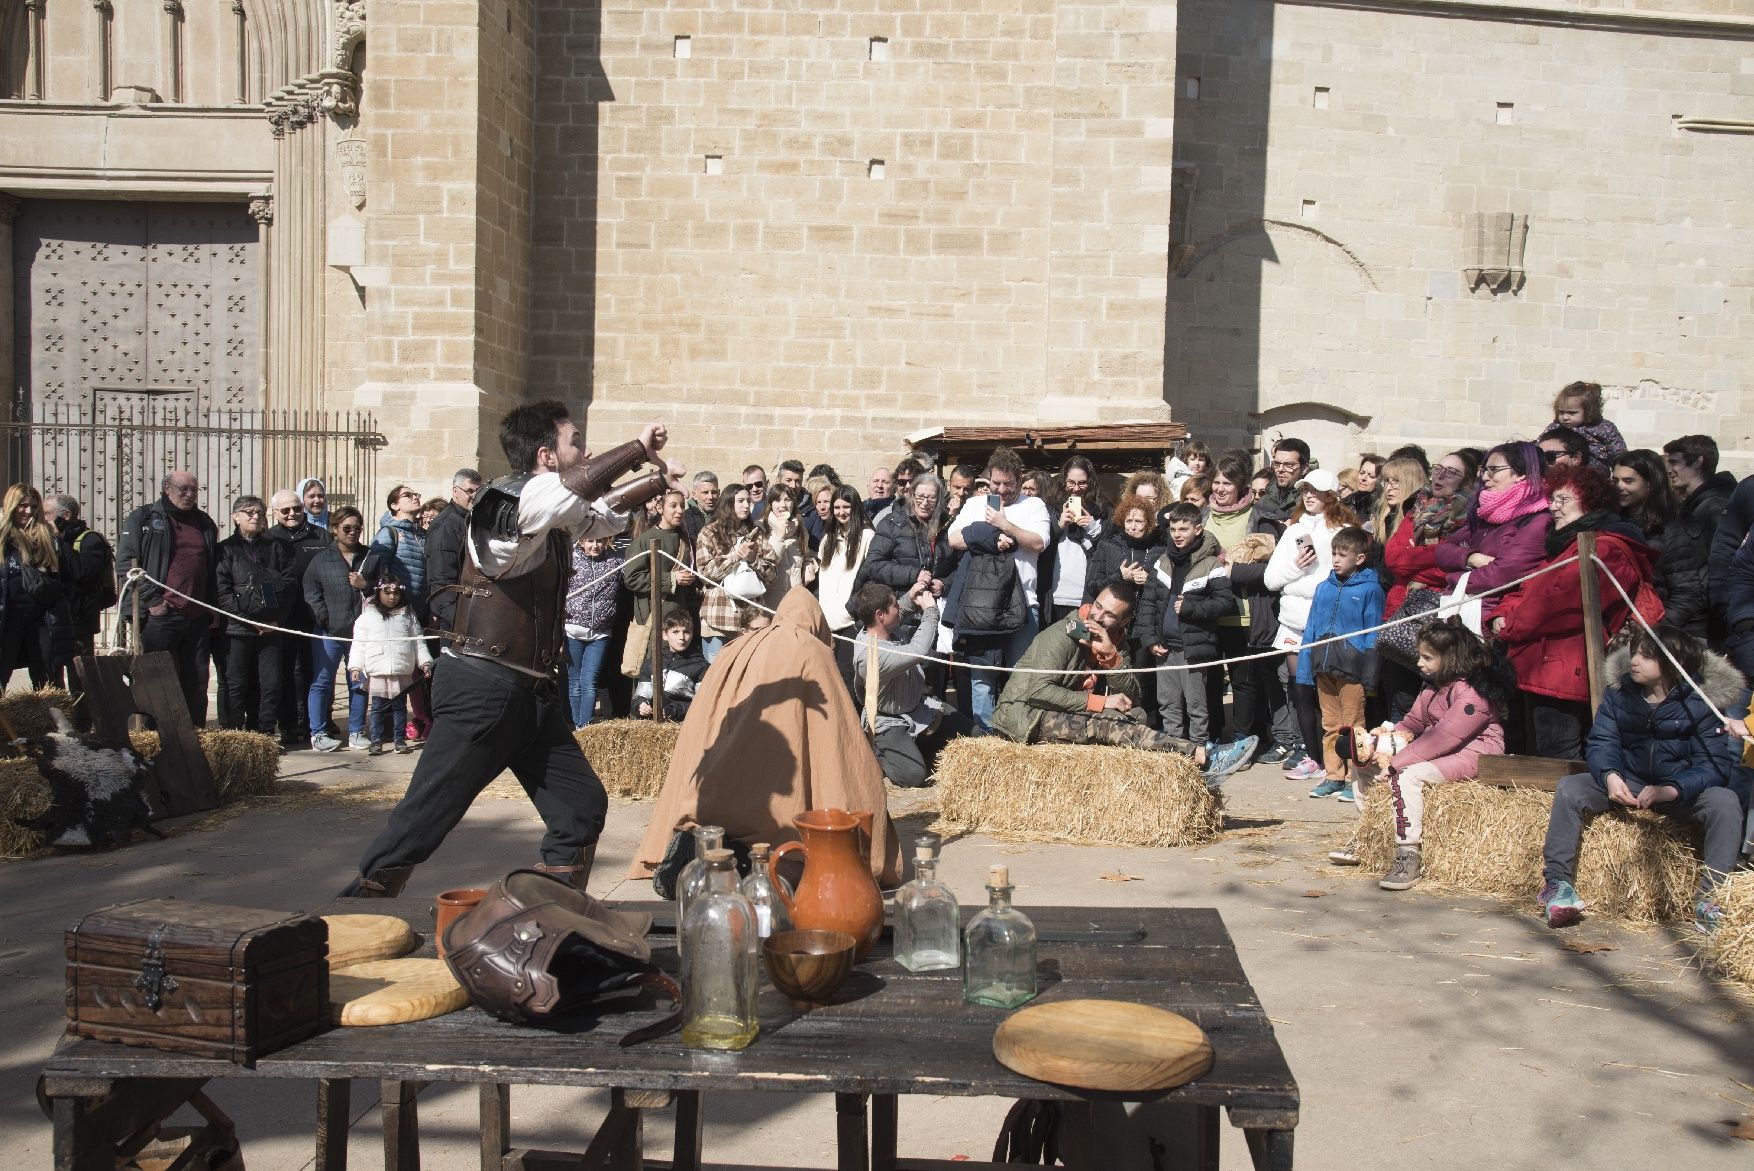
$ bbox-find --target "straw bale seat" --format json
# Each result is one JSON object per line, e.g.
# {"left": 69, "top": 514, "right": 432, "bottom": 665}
{"left": 574, "top": 719, "right": 681, "bottom": 799}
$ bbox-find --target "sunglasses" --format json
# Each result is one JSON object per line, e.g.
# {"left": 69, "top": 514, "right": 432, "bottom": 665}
{"left": 276, "top": 506, "right": 301, "bottom": 514}
{"left": 337, "top": 523, "right": 362, "bottom": 533}
{"left": 1540, "top": 450, "right": 1564, "bottom": 465}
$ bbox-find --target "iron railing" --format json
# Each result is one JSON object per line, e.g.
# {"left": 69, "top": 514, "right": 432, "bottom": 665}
{"left": 0, "top": 400, "right": 387, "bottom": 548}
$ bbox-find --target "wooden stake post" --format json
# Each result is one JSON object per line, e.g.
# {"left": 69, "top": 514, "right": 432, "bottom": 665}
{"left": 1577, "top": 531, "right": 1606, "bottom": 715}
{"left": 647, "top": 538, "right": 664, "bottom": 723}
{"left": 864, "top": 633, "right": 879, "bottom": 738}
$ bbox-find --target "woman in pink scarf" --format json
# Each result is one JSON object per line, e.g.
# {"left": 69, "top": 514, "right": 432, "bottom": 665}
{"left": 1432, "top": 441, "right": 1552, "bottom": 622}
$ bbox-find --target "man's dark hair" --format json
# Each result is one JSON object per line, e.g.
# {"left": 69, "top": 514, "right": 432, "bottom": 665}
{"left": 1164, "top": 502, "right": 1203, "bottom": 527}
{"left": 1098, "top": 579, "right": 1140, "bottom": 614}
{"left": 1541, "top": 426, "right": 1591, "bottom": 463}
{"left": 851, "top": 582, "right": 897, "bottom": 628}
{"left": 385, "top": 484, "right": 411, "bottom": 511}
{"left": 950, "top": 463, "right": 980, "bottom": 483}
{"left": 1331, "top": 526, "right": 1371, "bottom": 557}
{"left": 743, "top": 464, "right": 766, "bottom": 478}
{"left": 986, "top": 446, "right": 1024, "bottom": 481}
{"left": 1271, "top": 438, "right": 1311, "bottom": 467}
{"left": 660, "top": 607, "right": 694, "bottom": 635}
{"left": 1662, "top": 434, "right": 1718, "bottom": 478}
{"left": 807, "top": 463, "right": 841, "bottom": 487}
{"left": 1387, "top": 445, "right": 1430, "bottom": 475}
{"left": 500, "top": 399, "right": 569, "bottom": 473}
{"left": 778, "top": 458, "right": 805, "bottom": 477}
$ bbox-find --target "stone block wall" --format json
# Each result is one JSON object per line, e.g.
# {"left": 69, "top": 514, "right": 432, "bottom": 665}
{"left": 1167, "top": 0, "right": 1754, "bottom": 471}
{"left": 533, "top": 0, "right": 1179, "bottom": 479}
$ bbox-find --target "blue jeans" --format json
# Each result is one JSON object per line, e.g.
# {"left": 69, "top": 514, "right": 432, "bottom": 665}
{"left": 964, "top": 606, "right": 1039, "bottom": 733}
{"left": 702, "top": 635, "right": 724, "bottom": 663}
{"left": 370, "top": 692, "right": 408, "bottom": 747}
{"left": 565, "top": 635, "right": 610, "bottom": 727}
{"left": 308, "top": 636, "right": 366, "bottom": 735}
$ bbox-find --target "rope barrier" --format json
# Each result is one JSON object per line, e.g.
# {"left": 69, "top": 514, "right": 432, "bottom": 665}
{"left": 654, "top": 546, "right": 1584, "bottom": 677}
{"left": 121, "top": 568, "right": 433, "bottom": 644}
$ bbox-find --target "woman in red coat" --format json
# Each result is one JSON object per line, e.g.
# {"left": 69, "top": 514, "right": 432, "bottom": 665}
{"left": 1489, "top": 463, "right": 1663, "bottom": 759}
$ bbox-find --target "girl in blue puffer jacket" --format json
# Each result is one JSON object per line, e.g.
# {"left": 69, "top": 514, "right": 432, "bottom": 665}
{"left": 1539, "top": 626, "right": 1750, "bottom": 933}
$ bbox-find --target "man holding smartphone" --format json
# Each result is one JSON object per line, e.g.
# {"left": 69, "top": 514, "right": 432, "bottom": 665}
{"left": 948, "top": 445, "right": 1052, "bottom": 732}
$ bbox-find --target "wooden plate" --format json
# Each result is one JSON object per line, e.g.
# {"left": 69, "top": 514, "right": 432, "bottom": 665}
{"left": 323, "top": 914, "right": 419, "bottom": 969}
{"left": 328, "top": 958, "right": 468, "bottom": 1027}
{"left": 992, "top": 999, "right": 1214, "bottom": 1092}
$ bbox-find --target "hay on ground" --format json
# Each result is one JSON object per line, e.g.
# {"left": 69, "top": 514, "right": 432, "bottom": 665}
{"left": 0, "top": 687, "right": 73, "bottom": 740}
{"left": 1702, "top": 872, "right": 1754, "bottom": 986}
{"left": 932, "top": 738, "right": 1223, "bottom": 848}
{"left": 0, "top": 758, "right": 50, "bottom": 859}
{"left": 1348, "top": 780, "right": 1700, "bottom": 926}
{"left": 574, "top": 719, "right": 680, "bottom": 800}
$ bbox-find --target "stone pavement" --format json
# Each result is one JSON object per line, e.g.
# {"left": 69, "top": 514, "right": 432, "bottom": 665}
{"left": 3, "top": 746, "right": 1752, "bottom": 1169}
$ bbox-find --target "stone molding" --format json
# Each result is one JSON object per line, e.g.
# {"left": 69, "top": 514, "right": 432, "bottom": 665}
{"left": 1276, "top": 0, "right": 1754, "bottom": 39}
{"left": 248, "top": 194, "right": 273, "bottom": 226}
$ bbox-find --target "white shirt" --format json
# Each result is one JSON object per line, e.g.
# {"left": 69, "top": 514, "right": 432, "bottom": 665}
{"left": 467, "top": 472, "right": 629, "bottom": 578}
{"left": 948, "top": 493, "right": 1052, "bottom": 599}
{"left": 1051, "top": 514, "right": 1104, "bottom": 607}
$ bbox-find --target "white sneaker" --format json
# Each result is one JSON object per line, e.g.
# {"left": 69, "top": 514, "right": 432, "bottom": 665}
{"left": 349, "top": 733, "right": 371, "bottom": 750}
{"left": 311, "top": 733, "right": 342, "bottom": 752}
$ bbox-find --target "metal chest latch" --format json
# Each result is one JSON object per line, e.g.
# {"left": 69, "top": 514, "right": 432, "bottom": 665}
{"left": 134, "top": 923, "right": 179, "bottom": 1011}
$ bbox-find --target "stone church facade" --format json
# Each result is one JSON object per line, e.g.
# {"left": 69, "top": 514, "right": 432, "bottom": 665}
{"left": 1, "top": 0, "right": 1749, "bottom": 492}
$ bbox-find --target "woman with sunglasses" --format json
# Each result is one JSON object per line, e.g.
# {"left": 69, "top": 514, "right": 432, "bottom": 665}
{"left": 1433, "top": 441, "right": 1552, "bottom": 626}
{"left": 303, "top": 506, "right": 376, "bottom": 751}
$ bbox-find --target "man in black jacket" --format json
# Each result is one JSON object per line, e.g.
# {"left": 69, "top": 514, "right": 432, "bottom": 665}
{"left": 1665, "top": 435, "right": 1735, "bottom": 640}
{"left": 267, "top": 488, "right": 331, "bottom": 747}
{"left": 116, "top": 471, "right": 219, "bottom": 725}
{"left": 421, "top": 467, "right": 482, "bottom": 635}
{"left": 47, "top": 494, "right": 114, "bottom": 674}
{"left": 215, "top": 496, "right": 295, "bottom": 735}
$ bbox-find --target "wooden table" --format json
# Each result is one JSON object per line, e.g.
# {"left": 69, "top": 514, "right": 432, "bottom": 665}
{"left": 42, "top": 903, "right": 1298, "bottom": 1171}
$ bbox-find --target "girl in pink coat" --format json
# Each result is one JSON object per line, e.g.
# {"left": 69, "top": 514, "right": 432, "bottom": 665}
{"left": 1334, "top": 619, "right": 1512, "bottom": 891}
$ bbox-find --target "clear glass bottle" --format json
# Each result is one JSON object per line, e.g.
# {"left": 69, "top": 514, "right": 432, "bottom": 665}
{"left": 680, "top": 848, "right": 760, "bottom": 1050}
{"left": 674, "top": 824, "right": 725, "bottom": 961}
{"left": 894, "top": 843, "right": 960, "bottom": 972}
{"left": 740, "top": 842, "right": 793, "bottom": 940}
{"left": 963, "top": 864, "right": 1037, "bottom": 1009}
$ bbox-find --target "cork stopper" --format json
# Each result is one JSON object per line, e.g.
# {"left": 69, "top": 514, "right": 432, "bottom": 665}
{"left": 989, "top": 863, "right": 1010, "bottom": 888}
{"left": 914, "top": 843, "right": 935, "bottom": 862}
{"left": 703, "top": 848, "right": 735, "bottom": 867}
{"left": 750, "top": 841, "right": 771, "bottom": 858}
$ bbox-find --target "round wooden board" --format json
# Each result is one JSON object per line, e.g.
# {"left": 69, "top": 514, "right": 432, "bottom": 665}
{"left": 992, "top": 999, "right": 1214, "bottom": 1093}
{"left": 323, "top": 914, "right": 419, "bottom": 969}
{"left": 328, "top": 958, "right": 469, "bottom": 1027}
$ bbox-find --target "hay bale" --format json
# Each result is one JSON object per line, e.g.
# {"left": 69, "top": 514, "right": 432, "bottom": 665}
{"left": 197, "top": 731, "right": 281, "bottom": 803}
{"left": 574, "top": 719, "right": 680, "bottom": 799}
{"left": 1348, "top": 781, "right": 1700, "bottom": 925}
{"left": 932, "top": 738, "right": 1223, "bottom": 848}
{"left": 0, "top": 758, "right": 51, "bottom": 860}
{"left": 0, "top": 687, "right": 73, "bottom": 740}
{"left": 1702, "top": 873, "right": 1754, "bottom": 987}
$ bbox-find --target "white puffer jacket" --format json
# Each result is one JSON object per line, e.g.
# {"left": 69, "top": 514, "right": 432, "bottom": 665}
{"left": 1263, "top": 514, "right": 1343, "bottom": 643}
{"left": 347, "top": 605, "right": 433, "bottom": 678}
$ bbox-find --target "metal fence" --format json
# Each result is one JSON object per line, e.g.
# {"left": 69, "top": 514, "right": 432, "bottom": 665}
{"left": 0, "top": 400, "right": 387, "bottom": 547}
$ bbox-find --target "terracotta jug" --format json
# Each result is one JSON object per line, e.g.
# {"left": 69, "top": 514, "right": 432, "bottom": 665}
{"left": 769, "top": 809, "right": 884, "bottom": 960}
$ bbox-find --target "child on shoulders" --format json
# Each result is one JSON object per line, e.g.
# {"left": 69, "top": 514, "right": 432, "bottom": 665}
{"left": 1539, "top": 380, "right": 1626, "bottom": 466}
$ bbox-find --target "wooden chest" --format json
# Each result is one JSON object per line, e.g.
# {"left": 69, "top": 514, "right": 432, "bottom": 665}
{"left": 66, "top": 899, "right": 329, "bottom": 1066}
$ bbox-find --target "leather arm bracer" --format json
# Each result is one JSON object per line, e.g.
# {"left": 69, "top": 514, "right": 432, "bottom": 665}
{"left": 600, "top": 471, "right": 667, "bottom": 515}
{"left": 560, "top": 440, "right": 649, "bottom": 502}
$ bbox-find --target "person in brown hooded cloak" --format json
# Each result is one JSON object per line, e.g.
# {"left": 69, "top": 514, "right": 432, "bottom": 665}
{"left": 630, "top": 585, "right": 902, "bottom": 886}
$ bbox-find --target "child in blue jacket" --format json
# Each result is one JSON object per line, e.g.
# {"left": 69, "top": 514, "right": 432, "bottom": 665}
{"left": 1295, "top": 527, "right": 1383, "bottom": 800}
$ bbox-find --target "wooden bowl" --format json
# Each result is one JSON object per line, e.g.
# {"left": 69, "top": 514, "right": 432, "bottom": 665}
{"left": 763, "top": 929, "right": 857, "bottom": 1010}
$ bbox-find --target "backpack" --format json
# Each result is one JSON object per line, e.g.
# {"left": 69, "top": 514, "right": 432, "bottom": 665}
{"left": 957, "top": 551, "right": 1027, "bottom": 634}
{"left": 75, "top": 530, "right": 119, "bottom": 611}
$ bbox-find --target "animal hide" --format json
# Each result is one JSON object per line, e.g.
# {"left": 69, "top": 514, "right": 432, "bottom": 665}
{"left": 13, "top": 710, "right": 159, "bottom": 848}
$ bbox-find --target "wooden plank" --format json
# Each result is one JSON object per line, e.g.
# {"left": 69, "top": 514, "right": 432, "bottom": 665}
{"left": 1244, "top": 1127, "right": 1295, "bottom": 1171}
{"left": 1578, "top": 530, "right": 1605, "bottom": 715}
{"left": 579, "top": 1089, "right": 642, "bottom": 1171}
{"left": 481, "top": 1083, "right": 511, "bottom": 1171}
{"left": 834, "top": 1093, "right": 870, "bottom": 1171}
{"left": 74, "top": 653, "right": 219, "bottom": 818}
{"left": 381, "top": 1080, "right": 420, "bottom": 1171}
{"left": 1474, "top": 756, "right": 1586, "bottom": 792}
{"left": 316, "top": 1078, "right": 350, "bottom": 1171}
{"left": 871, "top": 1094, "right": 897, "bottom": 1171}
{"left": 671, "top": 1090, "right": 703, "bottom": 1171}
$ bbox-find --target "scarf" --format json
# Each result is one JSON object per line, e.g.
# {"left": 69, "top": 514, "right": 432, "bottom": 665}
{"left": 1475, "top": 479, "right": 1548, "bottom": 526}
{"left": 1544, "top": 511, "right": 1611, "bottom": 559}
{"left": 1409, "top": 488, "right": 1472, "bottom": 545}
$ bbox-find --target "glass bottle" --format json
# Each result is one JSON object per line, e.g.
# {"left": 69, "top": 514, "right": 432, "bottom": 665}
{"left": 674, "top": 824, "right": 725, "bottom": 961}
{"left": 894, "top": 843, "right": 960, "bottom": 972}
{"left": 740, "top": 842, "right": 793, "bottom": 941}
{"left": 680, "top": 848, "right": 760, "bottom": 1050}
{"left": 963, "top": 864, "right": 1037, "bottom": 1009}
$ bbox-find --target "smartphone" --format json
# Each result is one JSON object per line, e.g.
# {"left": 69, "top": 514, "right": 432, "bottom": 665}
{"left": 1067, "top": 494, "right": 1084, "bottom": 520}
{"left": 987, "top": 493, "right": 1001, "bottom": 511}
{"left": 1296, "top": 534, "right": 1313, "bottom": 553}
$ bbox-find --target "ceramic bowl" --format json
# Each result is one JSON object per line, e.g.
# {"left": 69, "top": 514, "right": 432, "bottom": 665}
{"left": 763, "top": 929, "right": 857, "bottom": 1010}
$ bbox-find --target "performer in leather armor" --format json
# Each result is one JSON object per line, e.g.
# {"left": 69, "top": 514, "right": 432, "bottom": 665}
{"left": 340, "top": 401, "right": 682, "bottom": 897}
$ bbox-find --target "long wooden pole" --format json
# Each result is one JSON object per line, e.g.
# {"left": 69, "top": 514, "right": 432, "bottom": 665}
{"left": 1577, "top": 531, "right": 1605, "bottom": 715}
{"left": 863, "top": 631, "right": 879, "bottom": 737}
{"left": 648, "top": 538, "right": 664, "bottom": 723}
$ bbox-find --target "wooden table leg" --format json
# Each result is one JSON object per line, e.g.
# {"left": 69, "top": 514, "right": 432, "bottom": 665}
{"left": 1194, "top": 1104, "right": 1221, "bottom": 1171}
{"left": 316, "top": 1078, "right": 351, "bottom": 1171}
{"left": 1058, "top": 1100, "right": 1098, "bottom": 1171}
{"left": 834, "top": 1093, "right": 870, "bottom": 1171}
{"left": 671, "top": 1090, "right": 704, "bottom": 1171}
{"left": 1245, "top": 1126, "right": 1295, "bottom": 1171}
{"left": 871, "top": 1094, "right": 897, "bottom": 1171}
{"left": 381, "top": 1080, "right": 420, "bottom": 1171}
{"left": 480, "top": 1084, "right": 510, "bottom": 1171}
{"left": 50, "top": 1088, "right": 111, "bottom": 1171}
{"left": 581, "top": 1088, "right": 644, "bottom": 1171}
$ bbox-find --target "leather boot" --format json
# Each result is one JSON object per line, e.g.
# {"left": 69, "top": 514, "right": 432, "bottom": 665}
{"left": 339, "top": 864, "right": 415, "bottom": 898}
{"left": 534, "top": 844, "right": 596, "bottom": 891}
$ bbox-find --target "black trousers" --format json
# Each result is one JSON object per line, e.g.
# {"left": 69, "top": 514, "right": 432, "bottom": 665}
{"left": 223, "top": 633, "right": 282, "bottom": 735}
{"left": 142, "top": 609, "right": 212, "bottom": 726}
{"left": 278, "top": 627, "right": 313, "bottom": 741}
{"left": 1213, "top": 626, "right": 1258, "bottom": 743}
{"left": 354, "top": 654, "right": 610, "bottom": 876}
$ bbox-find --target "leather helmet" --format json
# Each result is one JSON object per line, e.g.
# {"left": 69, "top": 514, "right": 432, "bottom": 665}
{"left": 442, "top": 870, "right": 657, "bottom": 1025}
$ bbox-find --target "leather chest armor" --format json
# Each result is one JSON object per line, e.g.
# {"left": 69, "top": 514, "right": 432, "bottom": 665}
{"left": 450, "top": 474, "right": 573, "bottom": 676}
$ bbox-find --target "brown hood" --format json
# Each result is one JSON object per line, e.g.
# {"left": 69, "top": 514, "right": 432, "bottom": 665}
{"left": 629, "top": 586, "right": 900, "bottom": 884}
